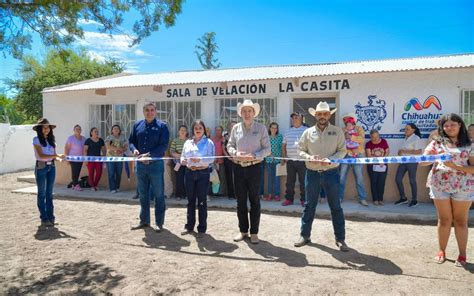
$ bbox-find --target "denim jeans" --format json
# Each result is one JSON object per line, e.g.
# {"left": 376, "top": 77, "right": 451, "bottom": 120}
{"left": 175, "top": 165, "right": 186, "bottom": 198}
{"left": 284, "top": 160, "right": 306, "bottom": 201}
{"left": 136, "top": 161, "right": 166, "bottom": 226}
{"left": 107, "top": 162, "right": 123, "bottom": 191}
{"left": 266, "top": 162, "right": 280, "bottom": 196}
{"left": 301, "top": 168, "right": 345, "bottom": 241}
{"left": 395, "top": 163, "right": 418, "bottom": 201}
{"left": 367, "top": 165, "right": 388, "bottom": 201}
{"left": 338, "top": 154, "right": 367, "bottom": 201}
{"left": 234, "top": 163, "right": 262, "bottom": 234}
{"left": 184, "top": 168, "right": 210, "bottom": 233}
{"left": 35, "top": 164, "right": 56, "bottom": 222}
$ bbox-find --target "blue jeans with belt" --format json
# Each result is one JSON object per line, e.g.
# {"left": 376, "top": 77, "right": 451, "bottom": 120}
{"left": 136, "top": 161, "right": 166, "bottom": 226}
{"left": 35, "top": 164, "right": 56, "bottom": 222}
{"left": 184, "top": 168, "right": 210, "bottom": 233}
{"left": 301, "top": 168, "right": 345, "bottom": 241}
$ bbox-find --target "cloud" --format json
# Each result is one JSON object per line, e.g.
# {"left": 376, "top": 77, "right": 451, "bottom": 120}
{"left": 76, "top": 31, "right": 154, "bottom": 73}
{"left": 78, "top": 19, "right": 103, "bottom": 27}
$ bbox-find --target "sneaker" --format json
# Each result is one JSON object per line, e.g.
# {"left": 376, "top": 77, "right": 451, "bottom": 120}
{"left": 273, "top": 195, "right": 281, "bottom": 201}
{"left": 373, "top": 201, "right": 380, "bottom": 206}
{"left": 336, "top": 240, "right": 350, "bottom": 252}
{"left": 250, "top": 234, "right": 259, "bottom": 244}
{"left": 395, "top": 198, "right": 408, "bottom": 205}
{"left": 359, "top": 200, "right": 369, "bottom": 206}
{"left": 263, "top": 195, "right": 272, "bottom": 201}
{"left": 281, "top": 199, "right": 293, "bottom": 206}
{"left": 408, "top": 200, "right": 418, "bottom": 207}
{"left": 294, "top": 236, "right": 311, "bottom": 247}
{"left": 110, "top": 190, "right": 117, "bottom": 194}
{"left": 379, "top": 201, "right": 384, "bottom": 206}
{"left": 233, "top": 232, "right": 248, "bottom": 242}
{"left": 155, "top": 225, "right": 163, "bottom": 233}
{"left": 130, "top": 223, "right": 149, "bottom": 230}
{"left": 300, "top": 199, "right": 305, "bottom": 207}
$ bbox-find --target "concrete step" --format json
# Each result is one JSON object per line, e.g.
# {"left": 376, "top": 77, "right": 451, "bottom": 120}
{"left": 12, "top": 185, "right": 469, "bottom": 224}
{"left": 17, "top": 175, "right": 36, "bottom": 184}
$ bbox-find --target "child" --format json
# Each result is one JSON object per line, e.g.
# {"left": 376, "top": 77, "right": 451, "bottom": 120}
{"left": 344, "top": 119, "right": 359, "bottom": 157}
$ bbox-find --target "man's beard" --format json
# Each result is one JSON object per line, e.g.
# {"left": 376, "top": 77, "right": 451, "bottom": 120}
{"left": 317, "top": 119, "right": 328, "bottom": 127}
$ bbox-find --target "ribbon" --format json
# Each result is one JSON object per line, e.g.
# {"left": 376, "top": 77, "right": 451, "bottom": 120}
{"left": 65, "top": 154, "right": 451, "bottom": 164}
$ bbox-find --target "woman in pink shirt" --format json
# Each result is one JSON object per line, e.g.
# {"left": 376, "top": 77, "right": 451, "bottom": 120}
{"left": 65, "top": 125, "right": 86, "bottom": 191}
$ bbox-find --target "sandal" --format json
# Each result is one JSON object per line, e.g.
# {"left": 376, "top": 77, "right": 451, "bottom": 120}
{"left": 434, "top": 251, "right": 446, "bottom": 264}
{"left": 455, "top": 255, "right": 467, "bottom": 267}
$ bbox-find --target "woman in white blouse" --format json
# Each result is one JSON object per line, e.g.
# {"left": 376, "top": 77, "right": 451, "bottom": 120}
{"left": 180, "top": 120, "right": 215, "bottom": 237}
{"left": 395, "top": 123, "right": 424, "bottom": 207}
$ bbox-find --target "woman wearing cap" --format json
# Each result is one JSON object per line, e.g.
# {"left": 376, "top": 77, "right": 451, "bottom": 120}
{"left": 421, "top": 113, "right": 473, "bottom": 267}
{"left": 32, "top": 118, "right": 64, "bottom": 227}
{"left": 65, "top": 124, "right": 86, "bottom": 191}
{"left": 227, "top": 99, "right": 271, "bottom": 244}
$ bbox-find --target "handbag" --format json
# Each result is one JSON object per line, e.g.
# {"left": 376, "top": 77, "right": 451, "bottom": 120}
{"left": 276, "top": 163, "right": 287, "bottom": 176}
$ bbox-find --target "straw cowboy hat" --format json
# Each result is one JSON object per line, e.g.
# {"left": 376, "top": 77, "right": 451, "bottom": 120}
{"left": 33, "top": 118, "right": 56, "bottom": 131}
{"left": 237, "top": 99, "right": 261, "bottom": 117}
{"left": 308, "top": 101, "right": 337, "bottom": 117}
{"left": 342, "top": 112, "right": 358, "bottom": 123}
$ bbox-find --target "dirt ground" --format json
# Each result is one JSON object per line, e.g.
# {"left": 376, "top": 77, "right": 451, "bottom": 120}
{"left": 0, "top": 171, "right": 473, "bottom": 295}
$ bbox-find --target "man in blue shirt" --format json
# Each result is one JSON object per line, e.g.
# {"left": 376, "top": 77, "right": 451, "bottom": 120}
{"left": 129, "top": 102, "right": 170, "bottom": 232}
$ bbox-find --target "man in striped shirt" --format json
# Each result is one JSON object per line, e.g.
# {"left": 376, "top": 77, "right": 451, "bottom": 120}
{"left": 281, "top": 112, "right": 308, "bottom": 207}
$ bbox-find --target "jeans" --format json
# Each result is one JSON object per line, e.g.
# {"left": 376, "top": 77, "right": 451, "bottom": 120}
{"left": 338, "top": 154, "right": 367, "bottom": 201}
{"left": 175, "top": 165, "right": 186, "bottom": 198}
{"left": 184, "top": 168, "right": 210, "bottom": 233}
{"left": 35, "top": 164, "right": 56, "bottom": 222}
{"left": 87, "top": 162, "right": 103, "bottom": 188}
{"left": 395, "top": 163, "right": 418, "bottom": 201}
{"left": 266, "top": 162, "right": 280, "bottom": 196}
{"left": 301, "top": 168, "right": 345, "bottom": 241}
{"left": 224, "top": 158, "right": 235, "bottom": 198}
{"left": 136, "top": 161, "right": 166, "bottom": 226}
{"left": 234, "top": 163, "right": 262, "bottom": 234}
{"left": 367, "top": 165, "right": 388, "bottom": 202}
{"left": 70, "top": 162, "right": 82, "bottom": 186}
{"left": 285, "top": 160, "right": 306, "bottom": 201}
{"left": 107, "top": 162, "right": 123, "bottom": 191}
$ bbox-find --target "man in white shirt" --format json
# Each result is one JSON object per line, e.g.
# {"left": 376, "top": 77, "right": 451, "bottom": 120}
{"left": 281, "top": 112, "right": 308, "bottom": 207}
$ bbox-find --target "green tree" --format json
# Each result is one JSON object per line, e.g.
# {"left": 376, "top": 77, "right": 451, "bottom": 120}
{"left": 0, "top": 0, "right": 183, "bottom": 59}
{"left": 195, "top": 32, "right": 221, "bottom": 69}
{"left": 0, "top": 93, "right": 28, "bottom": 124}
{"left": 8, "top": 48, "right": 124, "bottom": 120}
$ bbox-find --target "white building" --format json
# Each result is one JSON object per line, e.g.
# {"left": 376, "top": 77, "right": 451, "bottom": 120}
{"left": 42, "top": 54, "right": 474, "bottom": 201}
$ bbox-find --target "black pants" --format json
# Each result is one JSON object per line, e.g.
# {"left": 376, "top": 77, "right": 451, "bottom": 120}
{"left": 395, "top": 163, "right": 418, "bottom": 201}
{"left": 70, "top": 162, "right": 83, "bottom": 186}
{"left": 367, "top": 165, "right": 387, "bottom": 202}
{"left": 224, "top": 158, "right": 235, "bottom": 198}
{"left": 234, "top": 163, "right": 262, "bottom": 234}
{"left": 285, "top": 160, "right": 307, "bottom": 201}
{"left": 175, "top": 165, "right": 186, "bottom": 198}
{"left": 184, "top": 168, "right": 209, "bottom": 233}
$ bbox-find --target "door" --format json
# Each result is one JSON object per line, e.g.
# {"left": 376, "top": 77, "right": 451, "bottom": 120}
{"left": 293, "top": 97, "right": 336, "bottom": 127}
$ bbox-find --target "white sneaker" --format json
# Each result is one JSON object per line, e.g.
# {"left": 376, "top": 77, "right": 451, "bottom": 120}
{"left": 110, "top": 190, "right": 117, "bottom": 194}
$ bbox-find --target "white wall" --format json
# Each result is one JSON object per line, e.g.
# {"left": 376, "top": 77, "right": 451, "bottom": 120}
{"left": 0, "top": 123, "right": 36, "bottom": 174}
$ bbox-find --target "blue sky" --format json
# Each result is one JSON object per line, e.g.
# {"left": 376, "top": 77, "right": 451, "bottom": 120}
{"left": 1, "top": 0, "right": 473, "bottom": 96}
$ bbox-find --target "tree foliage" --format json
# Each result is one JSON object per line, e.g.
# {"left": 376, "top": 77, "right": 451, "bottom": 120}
{"left": 0, "top": 0, "right": 183, "bottom": 59}
{"left": 0, "top": 93, "right": 28, "bottom": 124}
{"left": 8, "top": 48, "right": 125, "bottom": 120}
{"left": 195, "top": 32, "right": 221, "bottom": 70}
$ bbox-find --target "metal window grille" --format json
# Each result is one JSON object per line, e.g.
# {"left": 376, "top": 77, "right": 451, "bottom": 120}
{"left": 89, "top": 104, "right": 136, "bottom": 138}
{"left": 154, "top": 100, "right": 201, "bottom": 137}
{"left": 215, "top": 97, "right": 277, "bottom": 129}
{"left": 460, "top": 89, "right": 474, "bottom": 125}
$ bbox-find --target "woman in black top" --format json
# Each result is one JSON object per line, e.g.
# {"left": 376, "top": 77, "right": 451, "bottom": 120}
{"left": 84, "top": 127, "right": 106, "bottom": 191}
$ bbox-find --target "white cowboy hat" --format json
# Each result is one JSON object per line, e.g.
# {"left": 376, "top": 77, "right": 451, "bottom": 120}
{"left": 342, "top": 112, "right": 357, "bottom": 123}
{"left": 308, "top": 101, "right": 337, "bottom": 117}
{"left": 237, "top": 99, "right": 261, "bottom": 118}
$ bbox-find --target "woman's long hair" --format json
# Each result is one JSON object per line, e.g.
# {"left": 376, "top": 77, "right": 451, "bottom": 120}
{"left": 268, "top": 122, "right": 279, "bottom": 135}
{"left": 191, "top": 120, "right": 206, "bottom": 137}
{"left": 437, "top": 113, "right": 471, "bottom": 147}
{"left": 36, "top": 127, "right": 56, "bottom": 148}
{"left": 406, "top": 123, "right": 422, "bottom": 138}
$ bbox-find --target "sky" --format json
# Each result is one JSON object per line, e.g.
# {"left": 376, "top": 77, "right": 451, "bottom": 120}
{"left": 1, "top": 0, "right": 473, "bottom": 97}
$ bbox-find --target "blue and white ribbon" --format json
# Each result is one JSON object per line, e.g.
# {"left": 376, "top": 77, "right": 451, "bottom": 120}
{"left": 65, "top": 154, "right": 451, "bottom": 164}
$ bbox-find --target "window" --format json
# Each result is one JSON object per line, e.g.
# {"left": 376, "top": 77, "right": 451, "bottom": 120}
{"left": 460, "top": 89, "right": 474, "bottom": 125}
{"left": 89, "top": 104, "right": 136, "bottom": 138}
{"left": 154, "top": 100, "right": 201, "bottom": 137}
{"left": 293, "top": 97, "right": 336, "bottom": 127}
{"left": 215, "top": 98, "right": 277, "bottom": 129}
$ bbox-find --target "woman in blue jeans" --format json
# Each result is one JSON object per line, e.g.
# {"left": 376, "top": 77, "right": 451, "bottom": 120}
{"left": 263, "top": 122, "right": 283, "bottom": 201}
{"left": 105, "top": 124, "right": 128, "bottom": 193}
{"left": 32, "top": 118, "right": 64, "bottom": 227}
{"left": 180, "top": 120, "right": 215, "bottom": 237}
